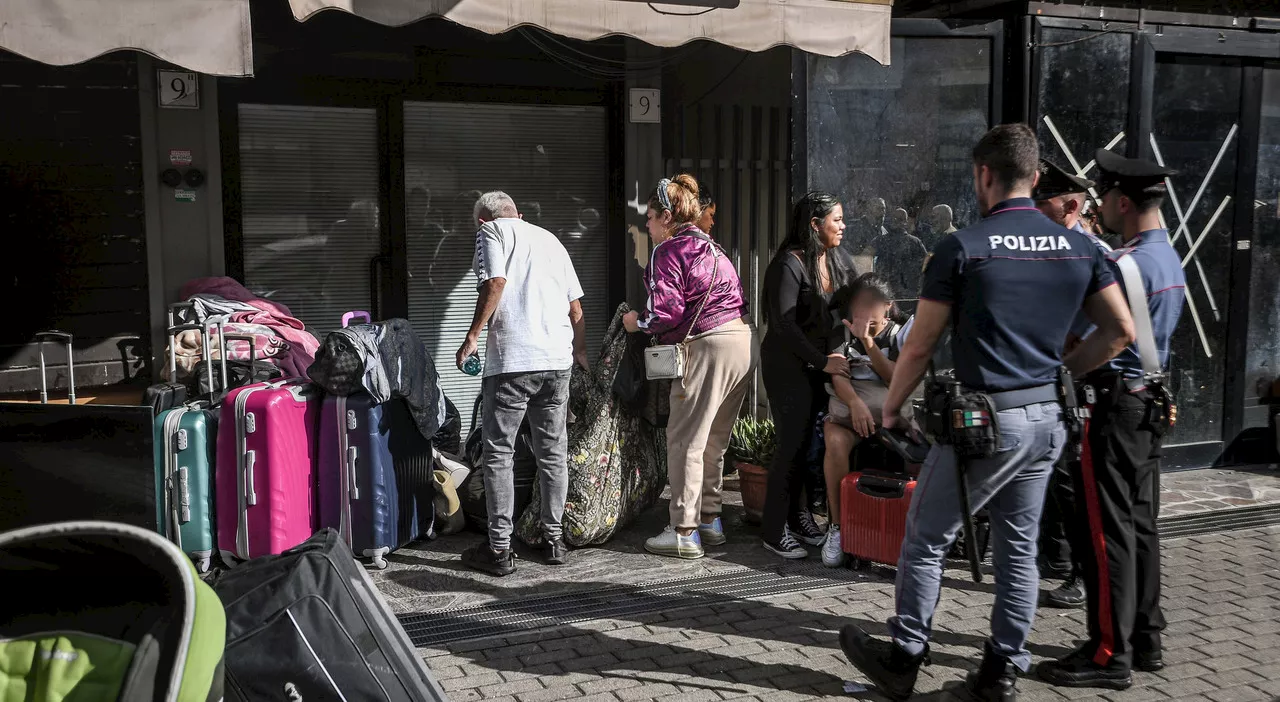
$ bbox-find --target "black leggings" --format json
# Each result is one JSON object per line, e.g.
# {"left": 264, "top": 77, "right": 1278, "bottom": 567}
{"left": 760, "top": 347, "right": 826, "bottom": 544}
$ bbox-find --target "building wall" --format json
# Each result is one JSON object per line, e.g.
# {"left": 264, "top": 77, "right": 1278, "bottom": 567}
{"left": 139, "top": 61, "right": 226, "bottom": 374}
{"left": 0, "top": 52, "right": 151, "bottom": 394}
{"left": 662, "top": 45, "right": 793, "bottom": 417}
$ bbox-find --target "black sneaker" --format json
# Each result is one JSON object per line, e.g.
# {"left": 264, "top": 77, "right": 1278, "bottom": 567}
{"left": 1133, "top": 648, "right": 1164, "bottom": 673}
{"left": 789, "top": 510, "right": 827, "bottom": 547}
{"left": 838, "top": 625, "right": 928, "bottom": 702}
{"left": 1041, "top": 574, "right": 1086, "bottom": 609}
{"left": 545, "top": 538, "right": 568, "bottom": 566}
{"left": 461, "top": 542, "right": 517, "bottom": 576}
{"left": 957, "top": 641, "right": 1018, "bottom": 702}
{"left": 763, "top": 529, "right": 808, "bottom": 560}
{"left": 1036, "top": 654, "right": 1131, "bottom": 691}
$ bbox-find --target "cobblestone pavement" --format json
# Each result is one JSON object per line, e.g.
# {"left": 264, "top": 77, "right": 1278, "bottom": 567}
{"left": 419, "top": 525, "right": 1280, "bottom": 702}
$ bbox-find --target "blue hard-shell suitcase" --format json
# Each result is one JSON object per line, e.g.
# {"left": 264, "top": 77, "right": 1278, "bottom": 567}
{"left": 317, "top": 394, "right": 435, "bottom": 568}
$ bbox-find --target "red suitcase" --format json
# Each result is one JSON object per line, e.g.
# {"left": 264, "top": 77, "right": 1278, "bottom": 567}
{"left": 840, "top": 471, "right": 917, "bottom": 566}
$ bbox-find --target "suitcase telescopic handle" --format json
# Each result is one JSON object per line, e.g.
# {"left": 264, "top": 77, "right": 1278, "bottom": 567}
{"left": 342, "top": 311, "right": 372, "bottom": 328}
{"left": 222, "top": 334, "right": 259, "bottom": 400}
{"left": 167, "top": 301, "right": 199, "bottom": 327}
{"left": 168, "top": 322, "right": 219, "bottom": 397}
{"left": 222, "top": 334, "right": 257, "bottom": 367}
{"left": 34, "top": 331, "right": 74, "bottom": 405}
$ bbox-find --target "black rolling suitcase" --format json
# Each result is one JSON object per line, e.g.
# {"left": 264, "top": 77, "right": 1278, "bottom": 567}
{"left": 211, "top": 529, "right": 447, "bottom": 702}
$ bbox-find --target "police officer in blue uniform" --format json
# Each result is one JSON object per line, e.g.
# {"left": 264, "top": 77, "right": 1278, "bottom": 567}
{"left": 1032, "top": 159, "right": 1108, "bottom": 609}
{"left": 838, "top": 124, "right": 1136, "bottom": 702}
{"left": 1038, "top": 149, "right": 1186, "bottom": 690}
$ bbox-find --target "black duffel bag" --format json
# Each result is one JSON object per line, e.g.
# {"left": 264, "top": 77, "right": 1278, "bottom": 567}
{"left": 210, "top": 529, "right": 447, "bottom": 701}
{"left": 188, "top": 358, "right": 283, "bottom": 398}
{"left": 432, "top": 395, "right": 462, "bottom": 455}
{"left": 459, "top": 396, "right": 537, "bottom": 532}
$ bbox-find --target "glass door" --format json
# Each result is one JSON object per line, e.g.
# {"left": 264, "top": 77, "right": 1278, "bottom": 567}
{"left": 402, "top": 102, "right": 611, "bottom": 435}
{"left": 1247, "top": 68, "right": 1280, "bottom": 435}
{"left": 804, "top": 23, "right": 1000, "bottom": 299}
{"left": 1149, "top": 55, "right": 1242, "bottom": 453}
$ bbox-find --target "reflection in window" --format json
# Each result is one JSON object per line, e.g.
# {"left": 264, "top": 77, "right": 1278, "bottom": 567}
{"left": 238, "top": 104, "right": 381, "bottom": 338}
{"left": 1035, "top": 26, "right": 1130, "bottom": 226}
{"left": 1152, "top": 56, "right": 1241, "bottom": 447}
{"left": 1247, "top": 69, "right": 1280, "bottom": 430}
{"left": 403, "top": 102, "right": 610, "bottom": 435}
{"left": 807, "top": 37, "right": 990, "bottom": 302}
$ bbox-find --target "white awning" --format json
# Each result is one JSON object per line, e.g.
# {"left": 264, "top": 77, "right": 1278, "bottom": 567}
{"left": 290, "top": 0, "right": 892, "bottom": 65}
{"left": 0, "top": 0, "right": 253, "bottom": 76}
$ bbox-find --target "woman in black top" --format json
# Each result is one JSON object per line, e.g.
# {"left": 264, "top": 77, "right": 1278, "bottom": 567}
{"left": 759, "top": 191, "right": 856, "bottom": 559}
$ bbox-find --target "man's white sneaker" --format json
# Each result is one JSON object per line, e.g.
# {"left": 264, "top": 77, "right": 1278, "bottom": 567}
{"left": 645, "top": 526, "right": 705, "bottom": 559}
{"left": 822, "top": 525, "right": 847, "bottom": 568}
{"left": 698, "top": 517, "right": 727, "bottom": 546}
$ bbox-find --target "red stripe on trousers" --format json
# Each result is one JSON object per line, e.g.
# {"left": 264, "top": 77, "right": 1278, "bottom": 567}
{"left": 1079, "top": 418, "right": 1116, "bottom": 665}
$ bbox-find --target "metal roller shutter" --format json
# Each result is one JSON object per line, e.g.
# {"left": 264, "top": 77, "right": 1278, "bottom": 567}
{"left": 237, "top": 104, "right": 381, "bottom": 339}
{"left": 403, "top": 101, "right": 609, "bottom": 434}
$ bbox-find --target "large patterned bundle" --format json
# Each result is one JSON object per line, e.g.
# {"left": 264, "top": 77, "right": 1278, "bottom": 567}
{"left": 517, "top": 304, "right": 668, "bottom": 547}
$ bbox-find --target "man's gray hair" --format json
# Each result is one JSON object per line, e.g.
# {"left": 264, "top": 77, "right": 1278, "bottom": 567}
{"left": 473, "top": 191, "right": 519, "bottom": 223}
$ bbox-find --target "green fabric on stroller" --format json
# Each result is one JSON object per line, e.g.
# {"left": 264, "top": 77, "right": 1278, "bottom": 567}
{"left": 0, "top": 521, "right": 225, "bottom": 702}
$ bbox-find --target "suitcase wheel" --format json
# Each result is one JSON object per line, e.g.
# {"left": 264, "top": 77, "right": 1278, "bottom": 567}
{"left": 371, "top": 556, "right": 388, "bottom": 570}
{"left": 194, "top": 556, "right": 211, "bottom": 574}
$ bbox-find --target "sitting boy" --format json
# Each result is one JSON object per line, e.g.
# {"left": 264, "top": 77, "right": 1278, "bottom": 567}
{"left": 821, "top": 273, "right": 915, "bottom": 567}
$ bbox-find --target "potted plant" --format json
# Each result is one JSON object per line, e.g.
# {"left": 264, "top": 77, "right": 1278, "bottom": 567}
{"left": 728, "top": 416, "right": 775, "bottom": 523}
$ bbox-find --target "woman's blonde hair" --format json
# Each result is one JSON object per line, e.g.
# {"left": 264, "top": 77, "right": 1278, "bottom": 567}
{"left": 647, "top": 174, "right": 702, "bottom": 225}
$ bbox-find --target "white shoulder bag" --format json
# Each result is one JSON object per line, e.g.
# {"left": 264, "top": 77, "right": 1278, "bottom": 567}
{"left": 1113, "top": 254, "right": 1163, "bottom": 383}
{"left": 644, "top": 234, "right": 722, "bottom": 380}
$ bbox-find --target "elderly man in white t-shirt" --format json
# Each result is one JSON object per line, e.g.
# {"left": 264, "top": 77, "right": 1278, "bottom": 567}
{"left": 455, "top": 191, "right": 588, "bottom": 576}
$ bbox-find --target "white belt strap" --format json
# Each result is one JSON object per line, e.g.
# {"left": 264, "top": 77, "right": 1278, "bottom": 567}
{"left": 1114, "top": 254, "right": 1162, "bottom": 379}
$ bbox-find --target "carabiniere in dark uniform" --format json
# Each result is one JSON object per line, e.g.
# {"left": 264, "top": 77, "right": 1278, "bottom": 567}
{"left": 1032, "top": 159, "right": 1110, "bottom": 609}
{"left": 1038, "top": 149, "right": 1187, "bottom": 691}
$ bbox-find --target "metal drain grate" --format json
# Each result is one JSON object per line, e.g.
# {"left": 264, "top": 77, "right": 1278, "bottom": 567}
{"left": 397, "top": 505, "right": 1280, "bottom": 648}
{"left": 1158, "top": 503, "right": 1280, "bottom": 539}
{"left": 398, "top": 562, "right": 869, "bottom": 648}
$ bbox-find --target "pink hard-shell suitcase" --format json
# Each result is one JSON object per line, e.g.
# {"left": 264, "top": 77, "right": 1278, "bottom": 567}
{"left": 216, "top": 378, "right": 322, "bottom": 563}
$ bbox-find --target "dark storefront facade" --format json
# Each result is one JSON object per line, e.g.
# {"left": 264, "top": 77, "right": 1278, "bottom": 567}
{"left": 216, "top": 4, "right": 632, "bottom": 424}
{"left": 2, "top": 0, "right": 1277, "bottom": 470}
{"left": 795, "top": 3, "right": 1280, "bottom": 470}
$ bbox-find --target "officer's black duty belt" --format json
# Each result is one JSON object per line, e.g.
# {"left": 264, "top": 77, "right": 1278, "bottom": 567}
{"left": 1086, "top": 371, "right": 1163, "bottom": 395}
{"left": 968, "top": 383, "right": 1060, "bottom": 412}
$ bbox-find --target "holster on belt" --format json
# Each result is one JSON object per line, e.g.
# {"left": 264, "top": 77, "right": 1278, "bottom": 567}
{"left": 1089, "top": 371, "right": 1175, "bottom": 439}
{"left": 1059, "top": 366, "right": 1093, "bottom": 462}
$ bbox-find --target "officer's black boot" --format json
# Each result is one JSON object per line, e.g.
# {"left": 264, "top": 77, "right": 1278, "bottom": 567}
{"left": 1036, "top": 651, "right": 1132, "bottom": 691}
{"left": 958, "top": 641, "right": 1018, "bottom": 702}
{"left": 1132, "top": 633, "right": 1164, "bottom": 672}
{"left": 838, "top": 625, "right": 928, "bottom": 702}
{"left": 1041, "top": 573, "right": 1086, "bottom": 609}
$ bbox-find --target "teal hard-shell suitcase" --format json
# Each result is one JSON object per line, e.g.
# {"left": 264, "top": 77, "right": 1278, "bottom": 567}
{"left": 154, "top": 401, "right": 218, "bottom": 572}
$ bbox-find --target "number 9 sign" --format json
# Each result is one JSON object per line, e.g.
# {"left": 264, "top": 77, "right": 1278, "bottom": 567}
{"left": 158, "top": 70, "right": 200, "bottom": 109}
{"left": 629, "top": 88, "right": 660, "bottom": 124}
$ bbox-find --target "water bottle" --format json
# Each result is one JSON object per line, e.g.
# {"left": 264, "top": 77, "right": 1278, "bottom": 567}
{"left": 462, "top": 352, "right": 483, "bottom": 377}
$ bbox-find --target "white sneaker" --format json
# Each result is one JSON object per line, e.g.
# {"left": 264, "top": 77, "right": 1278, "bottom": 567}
{"left": 822, "top": 525, "right": 846, "bottom": 568}
{"left": 698, "top": 517, "right": 726, "bottom": 546}
{"left": 763, "top": 527, "right": 808, "bottom": 560}
{"left": 645, "top": 526, "right": 705, "bottom": 559}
